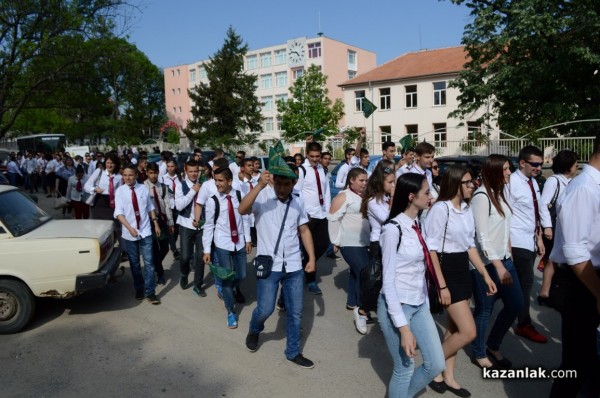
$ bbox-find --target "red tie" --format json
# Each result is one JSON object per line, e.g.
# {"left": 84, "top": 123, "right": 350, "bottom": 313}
{"left": 153, "top": 185, "right": 163, "bottom": 218}
{"left": 249, "top": 181, "right": 253, "bottom": 190}
{"left": 131, "top": 186, "right": 141, "bottom": 229}
{"left": 313, "top": 166, "right": 324, "bottom": 205}
{"left": 527, "top": 178, "right": 540, "bottom": 232}
{"left": 412, "top": 222, "right": 440, "bottom": 290}
{"left": 170, "top": 177, "right": 176, "bottom": 194}
{"left": 109, "top": 175, "right": 115, "bottom": 208}
{"left": 76, "top": 179, "right": 82, "bottom": 192}
{"left": 226, "top": 194, "right": 239, "bottom": 244}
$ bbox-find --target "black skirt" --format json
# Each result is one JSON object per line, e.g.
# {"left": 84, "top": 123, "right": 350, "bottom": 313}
{"left": 92, "top": 194, "right": 114, "bottom": 220}
{"left": 438, "top": 251, "right": 472, "bottom": 304}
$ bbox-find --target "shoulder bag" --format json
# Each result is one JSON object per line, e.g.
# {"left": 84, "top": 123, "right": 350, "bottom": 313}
{"left": 253, "top": 196, "right": 292, "bottom": 279}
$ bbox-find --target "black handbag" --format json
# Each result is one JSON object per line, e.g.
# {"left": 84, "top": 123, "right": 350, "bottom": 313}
{"left": 253, "top": 196, "right": 291, "bottom": 279}
{"left": 427, "top": 203, "right": 450, "bottom": 315}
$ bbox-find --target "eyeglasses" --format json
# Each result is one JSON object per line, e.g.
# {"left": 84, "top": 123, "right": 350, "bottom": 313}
{"left": 525, "top": 160, "right": 543, "bottom": 168}
{"left": 432, "top": 166, "right": 439, "bottom": 170}
{"left": 461, "top": 180, "right": 476, "bottom": 186}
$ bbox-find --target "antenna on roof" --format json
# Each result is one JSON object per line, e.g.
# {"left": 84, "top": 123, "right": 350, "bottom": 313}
{"left": 419, "top": 24, "right": 422, "bottom": 50}
{"left": 317, "top": 11, "right": 323, "bottom": 37}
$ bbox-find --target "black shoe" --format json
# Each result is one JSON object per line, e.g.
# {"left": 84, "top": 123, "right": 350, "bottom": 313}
{"left": 287, "top": 354, "right": 314, "bottom": 369}
{"left": 173, "top": 249, "right": 180, "bottom": 260}
{"left": 193, "top": 285, "right": 207, "bottom": 297}
{"left": 233, "top": 288, "right": 246, "bottom": 304}
{"left": 179, "top": 275, "right": 188, "bottom": 289}
{"left": 146, "top": 294, "right": 161, "bottom": 305}
{"left": 428, "top": 380, "right": 447, "bottom": 394}
{"left": 486, "top": 348, "right": 512, "bottom": 368}
{"left": 470, "top": 356, "right": 498, "bottom": 370}
{"left": 135, "top": 290, "right": 144, "bottom": 300}
{"left": 445, "top": 385, "right": 471, "bottom": 397}
{"left": 365, "top": 312, "right": 375, "bottom": 325}
{"left": 246, "top": 332, "right": 259, "bottom": 352}
{"left": 326, "top": 253, "right": 341, "bottom": 260}
{"left": 536, "top": 295, "right": 553, "bottom": 308}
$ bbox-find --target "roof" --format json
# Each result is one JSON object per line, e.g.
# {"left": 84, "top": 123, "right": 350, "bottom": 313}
{"left": 339, "top": 46, "right": 469, "bottom": 87}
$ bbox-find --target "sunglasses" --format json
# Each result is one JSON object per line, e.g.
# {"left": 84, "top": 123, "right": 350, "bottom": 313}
{"left": 461, "top": 179, "right": 476, "bottom": 186}
{"left": 432, "top": 166, "right": 439, "bottom": 170}
{"left": 525, "top": 160, "right": 543, "bottom": 168}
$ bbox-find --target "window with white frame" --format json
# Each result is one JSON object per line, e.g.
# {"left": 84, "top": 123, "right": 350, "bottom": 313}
{"left": 348, "top": 50, "right": 357, "bottom": 70}
{"left": 381, "top": 126, "right": 392, "bottom": 143}
{"left": 178, "top": 106, "right": 182, "bottom": 113}
{"left": 276, "top": 115, "right": 283, "bottom": 131}
{"left": 262, "top": 96, "right": 273, "bottom": 111}
{"left": 406, "top": 124, "right": 418, "bottom": 140}
{"left": 247, "top": 55, "right": 258, "bottom": 70}
{"left": 292, "top": 68, "right": 304, "bottom": 80}
{"left": 171, "top": 70, "right": 175, "bottom": 77}
{"left": 261, "top": 74, "right": 272, "bottom": 89}
{"left": 275, "top": 94, "right": 288, "bottom": 107}
{"left": 405, "top": 85, "right": 417, "bottom": 108}
{"left": 380, "top": 88, "right": 391, "bottom": 110}
{"left": 177, "top": 88, "right": 181, "bottom": 94}
{"left": 467, "top": 121, "right": 483, "bottom": 146}
{"left": 172, "top": 107, "right": 176, "bottom": 113}
{"left": 199, "top": 65, "right": 207, "bottom": 79}
{"left": 433, "top": 123, "right": 447, "bottom": 147}
{"left": 275, "top": 71, "right": 288, "bottom": 87}
{"left": 274, "top": 49, "right": 286, "bottom": 65}
{"left": 433, "top": 81, "right": 446, "bottom": 106}
{"left": 176, "top": 69, "right": 180, "bottom": 76}
{"left": 190, "top": 69, "right": 196, "bottom": 81}
{"left": 171, "top": 88, "right": 176, "bottom": 95}
{"left": 260, "top": 52, "right": 271, "bottom": 67}
{"left": 355, "top": 90, "right": 365, "bottom": 112}
{"left": 264, "top": 117, "right": 274, "bottom": 132}
{"left": 348, "top": 70, "right": 356, "bottom": 79}
{"left": 308, "top": 42, "right": 321, "bottom": 58}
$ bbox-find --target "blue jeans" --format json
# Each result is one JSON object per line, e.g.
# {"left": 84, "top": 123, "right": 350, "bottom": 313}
{"left": 213, "top": 246, "right": 247, "bottom": 313}
{"left": 124, "top": 235, "right": 156, "bottom": 296}
{"left": 179, "top": 226, "right": 204, "bottom": 288}
{"left": 471, "top": 258, "right": 523, "bottom": 358}
{"left": 377, "top": 294, "right": 445, "bottom": 398}
{"left": 340, "top": 246, "right": 369, "bottom": 307}
{"left": 249, "top": 269, "right": 304, "bottom": 360}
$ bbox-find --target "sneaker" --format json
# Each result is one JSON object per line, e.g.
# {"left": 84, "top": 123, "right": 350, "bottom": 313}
{"left": 346, "top": 304, "right": 358, "bottom": 311}
{"left": 227, "top": 313, "right": 238, "bottom": 329}
{"left": 326, "top": 253, "right": 341, "bottom": 260}
{"left": 157, "top": 275, "right": 166, "bottom": 285}
{"left": 233, "top": 288, "right": 246, "bottom": 304}
{"left": 216, "top": 285, "right": 223, "bottom": 300}
{"left": 135, "top": 290, "right": 144, "bottom": 300}
{"left": 353, "top": 307, "right": 368, "bottom": 335}
{"left": 515, "top": 324, "right": 548, "bottom": 343}
{"left": 287, "top": 354, "right": 315, "bottom": 369}
{"left": 246, "top": 332, "right": 259, "bottom": 352}
{"left": 193, "top": 285, "right": 207, "bottom": 297}
{"left": 307, "top": 282, "right": 322, "bottom": 295}
{"left": 146, "top": 294, "right": 161, "bottom": 305}
{"left": 173, "top": 249, "right": 180, "bottom": 260}
{"left": 179, "top": 274, "right": 188, "bottom": 289}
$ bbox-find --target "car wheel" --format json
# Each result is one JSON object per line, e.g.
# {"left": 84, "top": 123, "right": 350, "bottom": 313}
{"left": 0, "top": 280, "right": 35, "bottom": 334}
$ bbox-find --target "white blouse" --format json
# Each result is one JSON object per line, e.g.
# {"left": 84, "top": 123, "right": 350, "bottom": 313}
{"left": 471, "top": 187, "right": 513, "bottom": 263}
{"left": 328, "top": 190, "right": 370, "bottom": 247}
{"left": 367, "top": 196, "right": 390, "bottom": 242}
{"left": 423, "top": 200, "right": 476, "bottom": 253}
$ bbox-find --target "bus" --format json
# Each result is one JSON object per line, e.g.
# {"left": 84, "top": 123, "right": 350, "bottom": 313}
{"left": 17, "top": 134, "right": 66, "bottom": 154}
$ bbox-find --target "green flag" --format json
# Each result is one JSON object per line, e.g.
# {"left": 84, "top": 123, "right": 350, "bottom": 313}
{"left": 268, "top": 143, "right": 297, "bottom": 179}
{"left": 362, "top": 97, "right": 377, "bottom": 118}
{"left": 304, "top": 127, "right": 325, "bottom": 140}
{"left": 399, "top": 135, "right": 414, "bottom": 151}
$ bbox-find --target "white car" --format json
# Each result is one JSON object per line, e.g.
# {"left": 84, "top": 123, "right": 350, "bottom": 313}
{"left": 0, "top": 185, "right": 121, "bottom": 333}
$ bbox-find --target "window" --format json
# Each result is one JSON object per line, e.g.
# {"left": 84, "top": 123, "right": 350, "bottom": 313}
{"left": 276, "top": 116, "right": 283, "bottom": 130}
{"left": 262, "top": 96, "right": 273, "bottom": 111}
{"left": 261, "top": 74, "right": 272, "bottom": 89}
{"left": 292, "top": 68, "right": 304, "bottom": 80}
{"left": 264, "top": 117, "right": 274, "bottom": 132}
{"left": 199, "top": 66, "right": 207, "bottom": 79}
{"left": 275, "top": 94, "right": 288, "bottom": 106}
{"left": 171, "top": 89, "right": 176, "bottom": 95}
{"left": 406, "top": 124, "right": 418, "bottom": 140}
{"left": 178, "top": 106, "right": 182, "bottom": 113}
{"left": 467, "top": 122, "right": 483, "bottom": 146}
{"left": 348, "top": 50, "right": 357, "bottom": 70}
{"left": 176, "top": 69, "right": 180, "bottom": 76}
{"left": 308, "top": 42, "right": 321, "bottom": 58}
{"left": 405, "top": 85, "right": 417, "bottom": 108}
{"left": 348, "top": 70, "right": 356, "bottom": 79}
{"left": 433, "top": 81, "right": 446, "bottom": 106}
{"left": 275, "top": 71, "right": 288, "bottom": 87}
{"left": 274, "top": 49, "right": 286, "bottom": 65}
{"left": 355, "top": 90, "right": 365, "bottom": 112}
{"left": 177, "top": 88, "right": 181, "bottom": 94}
{"left": 247, "top": 55, "right": 258, "bottom": 70}
{"left": 171, "top": 70, "right": 175, "bottom": 77}
{"left": 433, "top": 123, "right": 447, "bottom": 147}
{"left": 381, "top": 126, "right": 392, "bottom": 143}
{"left": 172, "top": 107, "right": 176, "bottom": 113}
{"left": 260, "top": 52, "right": 271, "bottom": 67}
{"left": 380, "top": 88, "right": 391, "bottom": 110}
{"left": 190, "top": 69, "right": 196, "bottom": 81}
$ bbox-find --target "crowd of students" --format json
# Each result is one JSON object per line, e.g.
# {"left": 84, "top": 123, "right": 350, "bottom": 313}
{"left": 3, "top": 132, "right": 599, "bottom": 397}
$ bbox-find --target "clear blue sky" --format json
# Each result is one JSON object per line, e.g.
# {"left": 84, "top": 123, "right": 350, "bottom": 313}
{"left": 127, "top": 0, "right": 472, "bottom": 69}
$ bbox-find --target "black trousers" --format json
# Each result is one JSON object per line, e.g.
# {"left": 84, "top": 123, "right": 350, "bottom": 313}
{"left": 550, "top": 266, "right": 600, "bottom": 398}
{"left": 301, "top": 217, "right": 329, "bottom": 284}
{"left": 512, "top": 247, "right": 536, "bottom": 326}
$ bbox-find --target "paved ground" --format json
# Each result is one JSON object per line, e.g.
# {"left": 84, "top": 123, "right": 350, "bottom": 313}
{"left": 1, "top": 193, "right": 562, "bottom": 397}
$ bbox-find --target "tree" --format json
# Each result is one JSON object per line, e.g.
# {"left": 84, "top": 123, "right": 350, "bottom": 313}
{"left": 0, "top": 0, "right": 131, "bottom": 139}
{"left": 185, "top": 26, "right": 263, "bottom": 148}
{"left": 277, "top": 64, "right": 345, "bottom": 141}
{"left": 446, "top": 0, "right": 600, "bottom": 138}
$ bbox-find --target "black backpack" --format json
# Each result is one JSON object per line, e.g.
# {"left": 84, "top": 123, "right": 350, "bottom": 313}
{"left": 209, "top": 190, "right": 242, "bottom": 225}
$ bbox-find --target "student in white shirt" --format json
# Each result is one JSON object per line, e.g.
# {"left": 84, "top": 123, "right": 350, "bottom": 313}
{"left": 84, "top": 153, "right": 123, "bottom": 221}
{"left": 160, "top": 159, "right": 181, "bottom": 259}
{"left": 471, "top": 154, "right": 522, "bottom": 370}
{"left": 378, "top": 173, "right": 445, "bottom": 397}
{"left": 397, "top": 142, "right": 435, "bottom": 189}
{"left": 424, "top": 165, "right": 496, "bottom": 396}
{"left": 114, "top": 165, "right": 161, "bottom": 304}
{"left": 549, "top": 134, "right": 600, "bottom": 398}
{"left": 202, "top": 167, "right": 252, "bottom": 329}
{"left": 396, "top": 147, "right": 415, "bottom": 171}
{"left": 238, "top": 158, "right": 257, "bottom": 246}
{"left": 66, "top": 165, "right": 89, "bottom": 219}
{"left": 505, "top": 145, "right": 552, "bottom": 344}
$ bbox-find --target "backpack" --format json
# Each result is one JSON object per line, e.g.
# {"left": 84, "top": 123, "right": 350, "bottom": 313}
{"left": 210, "top": 190, "right": 242, "bottom": 225}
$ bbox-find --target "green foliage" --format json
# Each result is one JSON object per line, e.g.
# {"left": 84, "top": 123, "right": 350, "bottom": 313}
{"left": 166, "top": 129, "right": 180, "bottom": 144}
{"left": 445, "top": 0, "right": 600, "bottom": 138}
{"left": 185, "top": 26, "right": 263, "bottom": 148}
{"left": 277, "top": 64, "right": 345, "bottom": 141}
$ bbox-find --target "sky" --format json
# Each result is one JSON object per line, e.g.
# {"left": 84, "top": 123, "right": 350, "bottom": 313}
{"left": 126, "top": 0, "right": 473, "bottom": 69}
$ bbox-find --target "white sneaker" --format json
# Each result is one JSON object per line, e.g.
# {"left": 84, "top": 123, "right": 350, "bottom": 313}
{"left": 353, "top": 307, "right": 368, "bottom": 335}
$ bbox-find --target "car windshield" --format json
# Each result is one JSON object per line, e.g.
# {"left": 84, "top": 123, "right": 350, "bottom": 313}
{"left": 0, "top": 190, "right": 51, "bottom": 237}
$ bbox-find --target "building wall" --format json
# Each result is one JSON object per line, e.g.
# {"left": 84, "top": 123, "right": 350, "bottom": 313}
{"left": 163, "top": 65, "right": 190, "bottom": 130}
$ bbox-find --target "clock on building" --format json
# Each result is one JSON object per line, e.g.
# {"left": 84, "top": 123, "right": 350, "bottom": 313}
{"left": 287, "top": 38, "right": 306, "bottom": 67}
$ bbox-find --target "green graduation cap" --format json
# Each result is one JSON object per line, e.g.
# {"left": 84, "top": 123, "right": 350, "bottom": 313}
{"left": 268, "top": 141, "right": 297, "bottom": 179}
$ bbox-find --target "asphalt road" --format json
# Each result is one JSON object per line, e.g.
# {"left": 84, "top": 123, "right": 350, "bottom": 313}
{"left": 1, "top": 193, "right": 562, "bottom": 397}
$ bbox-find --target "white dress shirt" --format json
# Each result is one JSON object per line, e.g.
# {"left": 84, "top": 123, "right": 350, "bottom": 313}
{"left": 83, "top": 169, "right": 123, "bottom": 197}
{"left": 252, "top": 187, "right": 309, "bottom": 273}
{"left": 296, "top": 159, "right": 330, "bottom": 219}
{"left": 327, "top": 190, "right": 370, "bottom": 247}
{"left": 403, "top": 163, "right": 433, "bottom": 189}
{"left": 175, "top": 177, "right": 199, "bottom": 230}
{"left": 196, "top": 179, "right": 218, "bottom": 206}
{"left": 335, "top": 162, "right": 351, "bottom": 189}
{"left": 471, "top": 187, "right": 512, "bottom": 263}
{"left": 114, "top": 183, "right": 154, "bottom": 241}
{"left": 424, "top": 200, "right": 476, "bottom": 253}
{"left": 66, "top": 175, "right": 88, "bottom": 202}
{"left": 550, "top": 165, "right": 600, "bottom": 268}
{"left": 367, "top": 196, "right": 390, "bottom": 242}
{"left": 381, "top": 213, "right": 428, "bottom": 328}
{"left": 202, "top": 190, "right": 250, "bottom": 253}
{"left": 395, "top": 163, "right": 414, "bottom": 178}
{"left": 540, "top": 173, "right": 571, "bottom": 214}
{"left": 158, "top": 161, "right": 167, "bottom": 177}
{"left": 506, "top": 169, "right": 552, "bottom": 251}
{"left": 160, "top": 173, "right": 181, "bottom": 210}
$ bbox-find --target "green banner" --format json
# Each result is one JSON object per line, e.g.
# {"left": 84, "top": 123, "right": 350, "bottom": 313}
{"left": 362, "top": 97, "right": 377, "bottom": 118}
{"left": 399, "top": 135, "right": 414, "bottom": 151}
{"left": 268, "top": 142, "right": 297, "bottom": 179}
